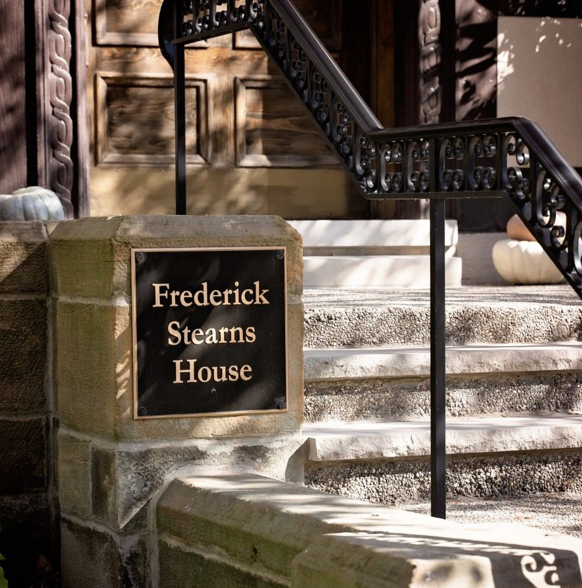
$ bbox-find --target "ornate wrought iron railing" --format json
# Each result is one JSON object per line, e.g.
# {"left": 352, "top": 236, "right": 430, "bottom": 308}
{"left": 159, "top": 0, "right": 582, "bottom": 519}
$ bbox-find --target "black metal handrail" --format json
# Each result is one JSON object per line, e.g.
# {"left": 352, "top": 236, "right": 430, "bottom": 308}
{"left": 159, "top": 0, "right": 582, "bottom": 519}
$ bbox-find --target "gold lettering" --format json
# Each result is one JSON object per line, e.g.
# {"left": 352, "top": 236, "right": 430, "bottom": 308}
{"left": 205, "top": 328, "right": 218, "bottom": 344}
{"left": 230, "top": 326, "right": 244, "bottom": 343}
{"left": 240, "top": 365, "right": 253, "bottom": 381}
{"left": 245, "top": 326, "right": 256, "bottom": 343}
{"left": 198, "top": 366, "right": 212, "bottom": 383}
{"left": 233, "top": 281, "right": 241, "bottom": 305}
{"left": 241, "top": 288, "right": 254, "bottom": 305}
{"left": 194, "top": 282, "right": 209, "bottom": 307}
{"left": 180, "top": 291, "right": 193, "bottom": 307}
{"left": 209, "top": 290, "right": 222, "bottom": 306}
{"left": 167, "top": 321, "right": 182, "bottom": 345}
{"left": 228, "top": 365, "right": 239, "bottom": 381}
{"left": 170, "top": 290, "right": 180, "bottom": 307}
{"left": 219, "top": 327, "right": 229, "bottom": 343}
{"left": 173, "top": 359, "right": 197, "bottom": 384}
{"left": 192, "top": 328, "right": 204, "bottom": 344}
{"left": 212, "top": 366, "right": 227, "bottom": 382}
{"left": 152, "top": 283, "right": 170, "bottom": 308}
{"left": 255, "top": 281, "right": 269, "bottom": 305}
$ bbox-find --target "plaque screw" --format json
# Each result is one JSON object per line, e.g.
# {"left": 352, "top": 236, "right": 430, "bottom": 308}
{"left": 138, "top": 406, "right": 148, "bottom": 417}
{"left": 275, "top": 250, "right": 284, "bottom": 260}
{"left": 135, "top": 252, "right": 146, "bottom": 265}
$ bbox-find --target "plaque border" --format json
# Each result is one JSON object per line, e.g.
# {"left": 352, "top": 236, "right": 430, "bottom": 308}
{"left": 131, "top": 246, "right": 289, "bottom": 420}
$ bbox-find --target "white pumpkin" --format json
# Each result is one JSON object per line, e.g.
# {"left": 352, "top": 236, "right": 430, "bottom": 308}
{"left": 492, "top": 239, "right": 565, "bottom": 285}
{"left": 506, "top": 212, "right": 567, "bottom": 242}
{"left": 0, "top": 187, "right": 65, "bottom": 221}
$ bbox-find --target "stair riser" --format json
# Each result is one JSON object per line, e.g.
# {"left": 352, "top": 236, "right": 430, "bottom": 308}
{"left": 305, "top": 306, "right": 582, "bottom": 348}
{"left": 305, "top": 449, "right": 582, "bottom": 505}
{"left": 305, "top": 372, "right": 582, "bottom": 422}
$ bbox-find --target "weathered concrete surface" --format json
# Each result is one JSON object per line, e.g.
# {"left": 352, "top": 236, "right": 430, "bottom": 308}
{"left": 288, "top": 220, "right": 458, "bottom": 249}
{"left": 306, "top": 450, "right": 582, "bottom": 505}
{"left": 302, "top": 255, "right": 462, "bottom": 288}
{"left": 305, "top": 342, "right": 582, "bottom": 381}
{"left": 158, "top": 472, "right": 582, "bottom": 588}
{"left": 293, "top": 530, "right": 582, "bottom": 588}
{"left": 57, "top": 433, "right": 92, "bottom": 519}
{"left": 304, "top": 414, "right": 582, "bottom": 461}
{"left": 457, "top": 232, "right": 506, "bottom": 286}
{"left": 305, "top": 371, "right": 582, "bottom": 422}
{"left": 58, "top": 427, "right": 304, "bottom": 532}
{"left": 51, "top": 215, "right": 304, "bottom": 441}
{"left": 304, "top": 285, "right": 582, "bottom": 348}
{"left": 159, "top": 539, "right": 289, "bottom": 588}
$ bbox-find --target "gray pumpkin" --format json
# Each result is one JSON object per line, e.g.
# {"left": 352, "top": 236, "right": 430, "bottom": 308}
{"left": 0, "top": 187, "right": 65, "bottom": 221}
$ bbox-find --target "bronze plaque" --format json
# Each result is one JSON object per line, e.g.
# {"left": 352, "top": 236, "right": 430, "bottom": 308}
{"left": 131, "top": 247, "right": 288, "bottom": 419}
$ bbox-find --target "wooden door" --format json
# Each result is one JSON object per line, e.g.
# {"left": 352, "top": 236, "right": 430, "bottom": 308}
{"left": 87, "top": 0, "right": 386, "bottom": 218}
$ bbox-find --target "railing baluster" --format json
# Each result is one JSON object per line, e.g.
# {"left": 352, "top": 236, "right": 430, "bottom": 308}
{"left": 174, "top": 43, "right": 187, "bottom": 215}
{"left": 430, "top": 136, "right": 446, "bottom": 519}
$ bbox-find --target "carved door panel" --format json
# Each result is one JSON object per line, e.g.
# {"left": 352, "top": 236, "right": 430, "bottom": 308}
{"left": 87, "top": 0, "right": 379, "bottom": 218}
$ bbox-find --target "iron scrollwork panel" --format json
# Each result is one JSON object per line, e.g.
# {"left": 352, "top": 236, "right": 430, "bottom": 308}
{"left": 162, "top": 0, "right": 582, "bottom": 298}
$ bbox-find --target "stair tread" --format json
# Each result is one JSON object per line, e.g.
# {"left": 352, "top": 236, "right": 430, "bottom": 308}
{"left": 304, "top": 414, "right": 582, "bottom": 461}
{"left": 304, "top": 284, "right": 581, "bottom": 306}
{"left": 288, "top": 219, "right": 458, "bottom": 248}
{"left": 305, "top": 341, "right": 582, "bottom": 380}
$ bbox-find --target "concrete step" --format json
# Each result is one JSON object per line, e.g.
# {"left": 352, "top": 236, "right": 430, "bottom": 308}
{"left": 288, "top": 219, "right": 459, "bottom": 255}
{"left": 304, "top": 342, "right": 582, "bottom": 422}
{"left": 303, "top": 415, "right": 582, "bottom": 504}
{"left": 304, "top": 285, "right": 582, "bottom": 348}
{"left": 303, "top": 255, "right": 462, "bottom": 288}
{"left": 289, "top": 220, "right": 462, "bottom": 288}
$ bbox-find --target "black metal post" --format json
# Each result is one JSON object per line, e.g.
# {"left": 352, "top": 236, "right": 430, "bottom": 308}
{"left": 174, "top": 43, "right": 187, "bottom": 215}
{"left": 430, "top": 197, "right": 446, "bottom": 519}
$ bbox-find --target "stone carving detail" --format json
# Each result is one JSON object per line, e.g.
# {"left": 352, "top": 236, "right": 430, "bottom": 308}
{"left": 419, "top": 0, "right": 441, "bottom": 125}
{"left": 47, "top": 0, "right": 74, "bottom": 216}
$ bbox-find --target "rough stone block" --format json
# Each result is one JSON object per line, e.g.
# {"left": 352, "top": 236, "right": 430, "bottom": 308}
{"left": 0, "top": 221, "right": 48, "bottom": 294}
{"left": 0, "top": 299, "right": 47, "bottom": 412}
{"left": 157, "top": 474, "right": 335, "bottom": 579}
{"left": 50, "top": 216, "right": 303, "bottom": 300}
{"left": 54, "top": 301, "right": 127, "bottom": 439}
{"left": 292, "top": 530, "right": 582, "bottom": 588}
{"left": 90, "top": 437, "right": 303, "bottom": 532}
{"left": 159, "top": 538, "right": 287, "bottom": 588}
{"left": 0, "top": 418, "right": 46, "bottom": 494}
{"left": 52, "top": 216, "right": 303, "bottom": 441}
{"left": 60, "top": 518, "right": 148, "bottom": 588}
{"left": 158, "top": 472, "right": 582, "bottom": 588}
{"left": 57, "top": 432, "right": 92, "bottom": 518}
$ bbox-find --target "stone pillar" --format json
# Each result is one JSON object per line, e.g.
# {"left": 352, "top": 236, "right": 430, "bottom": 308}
{"left": 0, "top": 222, "right": 58, "bottom": 585}
{"left": 51, "top": 216, "right": 304, "bottom": 588}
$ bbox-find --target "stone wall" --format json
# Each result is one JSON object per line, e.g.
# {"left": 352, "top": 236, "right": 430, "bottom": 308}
{"left": 0, "top": 222, "right": 58, "bottom": 584}
{"left": 50, "top": 216, "right": 305, "bottom": 587}
{"left": 157, "top": 471, "right": 582, "bottom": 588}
